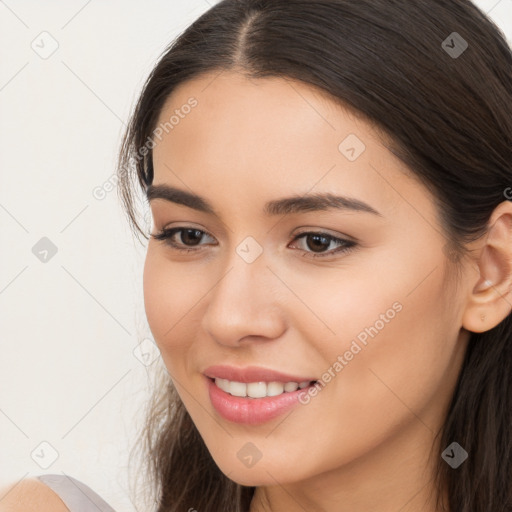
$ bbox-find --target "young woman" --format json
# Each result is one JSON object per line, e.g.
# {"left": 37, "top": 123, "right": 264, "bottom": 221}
{"left": 2, "top": 0, "right": 511, "bottom": 511}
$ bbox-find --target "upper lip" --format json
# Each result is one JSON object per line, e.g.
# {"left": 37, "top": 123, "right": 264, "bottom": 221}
{"left": 203, "top": 365, "right": 317, "bottom": 384}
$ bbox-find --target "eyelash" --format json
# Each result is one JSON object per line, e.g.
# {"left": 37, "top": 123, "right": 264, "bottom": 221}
{"left": 150, "top": 227, "right": 357, "bottom": 259}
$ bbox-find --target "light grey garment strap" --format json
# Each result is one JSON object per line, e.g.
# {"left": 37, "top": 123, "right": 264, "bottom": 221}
{"left": 36, "top": 474, "right": 116, "bottom": 512}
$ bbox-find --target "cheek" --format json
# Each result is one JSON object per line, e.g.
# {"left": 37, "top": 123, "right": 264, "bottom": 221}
{"left": 324, "top": 263, "right": 457, "bottom": 424}
{"left": 142, "top": 249, "right": 169, "bottom": 340}
{"left": 277, "top": 253, "right": 407, "bottom": 363}
{"left": 293, "top": 245, "right": 456, "bottom": 419}
{"left": 142, "top": 248, "right": 201, "bottom": 357}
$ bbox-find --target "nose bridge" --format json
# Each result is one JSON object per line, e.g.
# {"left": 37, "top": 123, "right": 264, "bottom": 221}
{"left": 200, "top": 238, "right": 286, "bottom": 344}
{"left": 217, "top": 230, "right": 272, "bottom": 297}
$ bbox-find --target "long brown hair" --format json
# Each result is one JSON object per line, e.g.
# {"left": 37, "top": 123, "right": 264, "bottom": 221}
{"left": 118, "top": 1, "right": 512, "bottom": 510}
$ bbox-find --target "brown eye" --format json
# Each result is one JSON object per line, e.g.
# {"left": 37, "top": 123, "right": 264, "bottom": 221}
{"left": 150, "top": 227, "right": 215, "bottom": 252}
{"left": 304, "top": 234, "right": 331, "bottom": 253}
{"left": 151, "top": 226, "right": 357, "bottom": 259}
{"left": 290, "top": 232, "right": 357, "bottom": 259}
{"left": 177, "top": 228, "right": 204, "bottom": 246}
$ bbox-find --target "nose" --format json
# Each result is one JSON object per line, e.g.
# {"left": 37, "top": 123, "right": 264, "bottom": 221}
{"left": 200, "top": 251, "right": 287, "bottom": 347}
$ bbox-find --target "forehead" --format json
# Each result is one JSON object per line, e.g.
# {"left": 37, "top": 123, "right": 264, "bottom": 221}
{"left": 150, "top": 71, "right": 430, "bottom": 223}
{"left": 153, "top": 70, "right": 382, "bottom": 146}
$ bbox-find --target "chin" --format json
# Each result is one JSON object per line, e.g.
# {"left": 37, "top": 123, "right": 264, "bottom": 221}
{"left": 212, "top": 453, "right": 310, "bottom": 487}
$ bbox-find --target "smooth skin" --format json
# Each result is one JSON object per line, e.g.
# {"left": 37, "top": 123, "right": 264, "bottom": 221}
{"left": 0, "top": 479, "right": 70, "bottom": 512}
{"left": 144, "top": 69, "right": 512, "bottom": 512}
{"left": 2, "top": 71, "right": 510, "bottom": 511}
{"left": 144, "top": 70, "right": 512, "bottom": 512}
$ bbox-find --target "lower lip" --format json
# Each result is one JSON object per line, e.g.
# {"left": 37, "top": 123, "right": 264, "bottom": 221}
{"left": 206, "top": 376, "right": 315, "bottom": 425}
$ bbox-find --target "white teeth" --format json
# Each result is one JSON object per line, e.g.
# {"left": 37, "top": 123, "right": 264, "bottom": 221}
{"left": 267, "top": 382, "right": 284, "bottom": 396}
{"left": 284, "top": 382, "right": 299, "bottom": 392}
{"left": 229, "top": 381, "right": 247, "bottom": 397}
{"left": 214, "top": 378, "right": 314, "bottom": 398}
{"left": 247, "top": 382, "right": 267, "bottom": 398}
{"left": 215, "top": 378, "right": 230, "bottom": 393}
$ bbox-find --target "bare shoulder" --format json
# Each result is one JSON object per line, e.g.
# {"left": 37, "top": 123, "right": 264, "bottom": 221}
{"left": 0, "top": 478, "right": 70, "bottom": 512}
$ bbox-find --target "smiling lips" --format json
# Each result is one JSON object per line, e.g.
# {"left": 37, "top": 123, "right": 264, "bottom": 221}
{"left": 213, "top": 378, "right": 312, "bottom": 398}
{"left": 203, "top": 365, "right": 318, "bottom": 424}
{"left": 203, "top": 364, "right": 317, "bottom": 383}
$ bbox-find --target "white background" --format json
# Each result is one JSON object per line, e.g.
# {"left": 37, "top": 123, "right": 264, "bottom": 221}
{"left": 0, "top": 1, "right": 511, "bottom": 510}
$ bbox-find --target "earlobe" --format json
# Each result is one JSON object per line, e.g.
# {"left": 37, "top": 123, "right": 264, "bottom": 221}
{"left": 461, "top": 200, "right": 512, "bottom": 333}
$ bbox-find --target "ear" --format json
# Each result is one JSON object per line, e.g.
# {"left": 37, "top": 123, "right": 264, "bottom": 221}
{"left": 462, "top": 200, "right": 512, "bottom": 333}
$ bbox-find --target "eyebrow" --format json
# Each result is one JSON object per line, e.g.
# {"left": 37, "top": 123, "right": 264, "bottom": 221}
{"left": 146, "top": 184, "right": 383, "bottom": 217}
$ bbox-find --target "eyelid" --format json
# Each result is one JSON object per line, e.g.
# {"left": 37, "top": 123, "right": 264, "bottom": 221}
{"left": 151, "top": 225, "right": 357, "bottom": 259}
{"left": 151, "top": 225, "right": 215, "bottom": 244}
{"left": 293, "top": 226, "right": 356, "bottom": 241}
{"left": 154, "top": 223, "right": 355, "bottom": 241}
{"left": 290, "top": 231, "right": 357, "bottom": 258}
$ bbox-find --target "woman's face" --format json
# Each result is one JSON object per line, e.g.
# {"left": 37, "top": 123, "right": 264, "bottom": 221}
{"left": 144, "top": 71, "right": 472, "bottom": 491}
